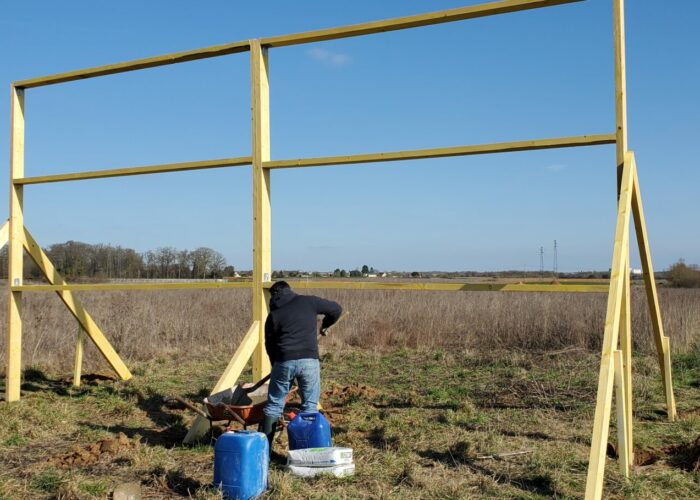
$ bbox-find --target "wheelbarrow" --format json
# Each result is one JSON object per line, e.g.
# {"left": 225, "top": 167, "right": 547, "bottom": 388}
{"left": 167, "top": 375, "right": 298, "bottom": 432}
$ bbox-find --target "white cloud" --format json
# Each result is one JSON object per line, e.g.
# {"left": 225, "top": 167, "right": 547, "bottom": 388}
{"left": 307, "top": 47, "right": 351, "bottom": 67}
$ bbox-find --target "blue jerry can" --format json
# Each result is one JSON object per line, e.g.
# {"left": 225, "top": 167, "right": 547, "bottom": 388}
{"left": 287, "top": 412, "right": 332, "bottom": 450}
{"left": 213, "top": 430, "right": 269, "bottom": 499}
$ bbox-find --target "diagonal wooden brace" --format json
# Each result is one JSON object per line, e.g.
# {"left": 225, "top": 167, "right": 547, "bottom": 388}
{"left": 183, "top": 321, "right": 260, "bottom": 444}
{"left": 631, "top": 164, "right": 676, "bottom": 421}
{"left": 22, "top": 227, "right": 132, "bottom": 381}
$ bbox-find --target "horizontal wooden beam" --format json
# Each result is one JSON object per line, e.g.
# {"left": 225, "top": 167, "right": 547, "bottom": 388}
{"left": 15, "top": 157, "right": 252, "bottom": 185}
{"left": 13, "top": 282, "right": 253, "bottom": 292}
{"left": 15, "top": 0, "right": 582, "bottom": 90}
{"left": 265, "top": 134, "right": 616, "bottom": 169}
{"left": 261, "top": 0, "right": 583, "bottom": 47}
{"left": 14, "top": 280, "right": 608, "bottom": 293}
{"left": 14, "top": 41, "right": 251, "bottom": 89}
{"left": 262, "top": 281, "right": 608, "bottom": 293}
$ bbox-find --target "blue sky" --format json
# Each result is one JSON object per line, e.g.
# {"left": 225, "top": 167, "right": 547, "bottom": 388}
{"left": 1, "top": 0, "right": 698, "bottom": 272}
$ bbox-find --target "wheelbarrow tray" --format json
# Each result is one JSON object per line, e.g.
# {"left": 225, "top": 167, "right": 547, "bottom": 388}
{"left": 203, "top": 383, "right": 297, "bottom": 425}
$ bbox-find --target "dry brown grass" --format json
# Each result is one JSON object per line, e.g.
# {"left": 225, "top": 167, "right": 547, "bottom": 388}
{"left": 0, "top": 285, "right": 698, "bottom": 375}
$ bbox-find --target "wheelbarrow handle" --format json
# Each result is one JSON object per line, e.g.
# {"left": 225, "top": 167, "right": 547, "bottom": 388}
{"left": 164, "top": 396, "right": 209, "bottom": 418}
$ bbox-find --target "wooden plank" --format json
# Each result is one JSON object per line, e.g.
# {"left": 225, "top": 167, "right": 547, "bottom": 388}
{"left": 584, "top": 152, "right": 634, "bottom": 500}
{"left": 261, "top": 281, "right": 608, "bottom": 293}
{"left": 262, "top": 0, "right": 583, "bottom": 47}
{"left": 619, "top": 266, "right": 634, "bottom": 462}
{"left": 13, "top": 281, "right": 253, "bottom": 292}
{"left": 613, "top": 350, "right": 630, "bottom": 479}
{"left": 251, "top": 40, "right": 272, "bottom": 382}
{"left": 0, "top": 220, "right": 8, "bottom": 248}
{"left": 73, "top": 327, "right": 85, "bottom": 388}
{"left": 14, "top": 281, "right": 608, "bottom": 293}
{"left": 614, "top": 0, "right": 628, "bottom": 191}
{"left": 614, "top": 0, "right": 634, "bottom": 467}
{"left": 7, "top": 86, "right": 25, "bottom": 403}
{"left": 15, "top": 41, "right": 250, "bottom": 89}
{"left": 662, "top": 337, "right": 677, "bottom": 421}
{"left": 15, "top": 1, "right": 580, "bottom": 90}
{"left": 265, "top": 134, "right": 616, "bottom": 169}
{"left": 630, "top": 159, "right": 676, "bottom": 420}
{"left": 22, "top": 228, "right": 132, "bottom": 381}
{"left": 15, "top": 157, "right": 251, "bottom": 185}
{"left": 183, "top": 321, "right": 260, "bottom": 443}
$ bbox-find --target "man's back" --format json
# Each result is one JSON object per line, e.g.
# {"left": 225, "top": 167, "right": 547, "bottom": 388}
{"left": 265, "top": 288, "right": 342, "bottom": 363}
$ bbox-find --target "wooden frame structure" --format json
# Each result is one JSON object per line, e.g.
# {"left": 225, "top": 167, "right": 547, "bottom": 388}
{"left": 4, "top": 1, "right": 675, "bottom": 497}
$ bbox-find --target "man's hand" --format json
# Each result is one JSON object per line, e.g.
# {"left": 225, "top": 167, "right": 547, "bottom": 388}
{"left": 319, "top": 328, "right": 328, "bottom": 337}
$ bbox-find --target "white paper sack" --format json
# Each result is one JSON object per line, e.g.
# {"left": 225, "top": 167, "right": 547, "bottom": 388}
{"left": 287, "top": 447, "right": 353, "bottom": 467}
{"left": 287, "top": 463, "right": 355, "bottom": 478}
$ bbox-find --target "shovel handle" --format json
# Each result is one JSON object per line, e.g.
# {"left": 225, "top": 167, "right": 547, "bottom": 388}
{"left": 243, "top": 373, "right": 271, "bottom": 393}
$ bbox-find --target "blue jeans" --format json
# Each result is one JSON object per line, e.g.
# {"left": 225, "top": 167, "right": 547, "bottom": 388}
{"left": 264, "top": 358, "right": 320, "bottom": 418}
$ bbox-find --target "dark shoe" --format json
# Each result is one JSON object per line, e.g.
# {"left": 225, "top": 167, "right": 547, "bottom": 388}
{"left": 261, "top": 415, "right": 278, "bottom": 455}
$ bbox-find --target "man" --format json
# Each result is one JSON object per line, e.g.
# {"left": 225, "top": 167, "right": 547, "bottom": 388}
{"left": 261, "top": 281, "right": 342, "bottom": 451}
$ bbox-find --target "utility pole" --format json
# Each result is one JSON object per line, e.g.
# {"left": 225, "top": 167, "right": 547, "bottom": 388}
{"left": 539, "top": 246, "right": 544, "bottom": 279}
{"left": 553, "top": 240, "right": 558, "bottom": 277}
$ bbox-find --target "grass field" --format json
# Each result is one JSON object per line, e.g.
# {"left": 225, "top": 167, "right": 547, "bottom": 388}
{"left": 0, "top": 347, "right": 699, "bottom": 499}
{"left": 0, "top": 287, "right": 699, "bottom": 498}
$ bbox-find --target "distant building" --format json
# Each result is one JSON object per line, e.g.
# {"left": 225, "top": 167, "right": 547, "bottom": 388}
{"left": 631, "top": 268, "right": 643, "bottom": 276}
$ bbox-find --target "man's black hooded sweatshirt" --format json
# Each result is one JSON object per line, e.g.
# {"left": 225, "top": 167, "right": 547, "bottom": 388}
{"left": 264, "top": 288, "right": 342, "bottom": 364}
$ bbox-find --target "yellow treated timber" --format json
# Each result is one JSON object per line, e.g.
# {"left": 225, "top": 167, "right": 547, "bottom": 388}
{"left": 662, "top": 337, "right": 677, "bottom": 421}
{"left": 614, "top": 0, "right": 634, "bottom": 469}
{"left": 15, "top": 41, "right": 250, "bottom": 89}
{"left": 7, "top": 86, "right": 25, "bottom": 402}
{"left": 0, "top": 220, "right": 8, "bottom": 248}
{"left": 265, "top": 134, "right": 616, "bottom": 169}
{"left": 630, "top": 162, "right": 676, "bottom": 420}
{"left": 614, "top": 0, "right": 628, "bottom": 190}
{"left": 619, "top": 267, "right": 634, "bottom": 462}
{"left": 584, "top": 153, "right": 634, "bottom": 500}
{"left": 262, "top": 281, "right": 608, "bottom": 293}
{"left": 15, "top": 157, "right": 252, "bottom": 185}
{"left": 13, "top": 281, "right": 253, "bottom": 292}
{"left": 23, "top": 228, "right": 132, "bottom": 381}
{"left": 251, "top": 39, "right": 272, "bottom": 382}
{"left": 613, "top": 350, "right": 630, "bottom": 479}
{"left": 15, "top": 1, "right": 580, "bottom": 90}
{"left": 73, "top": 327, "right": 85, "bottom": 388}
{"left": 183, "top": 322, "right": 260, "bottom": 443}
{"left": 262, "top": 0, "right": 582, "bottom": 47}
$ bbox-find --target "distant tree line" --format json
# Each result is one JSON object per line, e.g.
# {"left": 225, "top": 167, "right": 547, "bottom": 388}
{"left": 666, "top": 259, "right": 700, "bottom": 288}
{"left": 0, "top": 241, "right": 232, "bottom": 280}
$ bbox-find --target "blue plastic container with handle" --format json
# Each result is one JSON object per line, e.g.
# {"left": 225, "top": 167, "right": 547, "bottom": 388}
{"left": 213, "top": 430, "right": 268, "bottom": 499}
{"left": 287, "top": 412, "right": 332, "bottom": 450}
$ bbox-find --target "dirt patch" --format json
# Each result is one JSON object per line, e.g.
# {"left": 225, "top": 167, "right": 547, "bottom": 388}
{"left": 53, "top": 432, "right": 139, "bottom": 468}
{"left": 634, "top": 448, "right": 660, "bottom": 466}
{"left": 323, "top": 383, "right": 381, "bottom": 406}
{"left": 629, "top": 438, "right": 700, "bottom": 470}
{"left": 667, "top": 437, "right": 700, "bottom": 472}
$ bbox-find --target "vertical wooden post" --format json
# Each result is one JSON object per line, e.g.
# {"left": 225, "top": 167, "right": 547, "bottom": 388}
{"left": 251, "top": 39, "right": 271, "bottom": 382}
{"left": 7, "top": 85, "right": 25, "bottom": 403}
{"left": 73, "top": 326, "right": 85, "bottom": 387}
{"left": 619, "top": 266, "right": 633, "bottom": 462}
{"left": 584, "top": 154, "right": 634, "bottom": 500}
{"left": 613, "top": 350, "right": 630, "bottom": 478}
{"left": 614, "top": 0, "right": 634, "bottom": 464}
